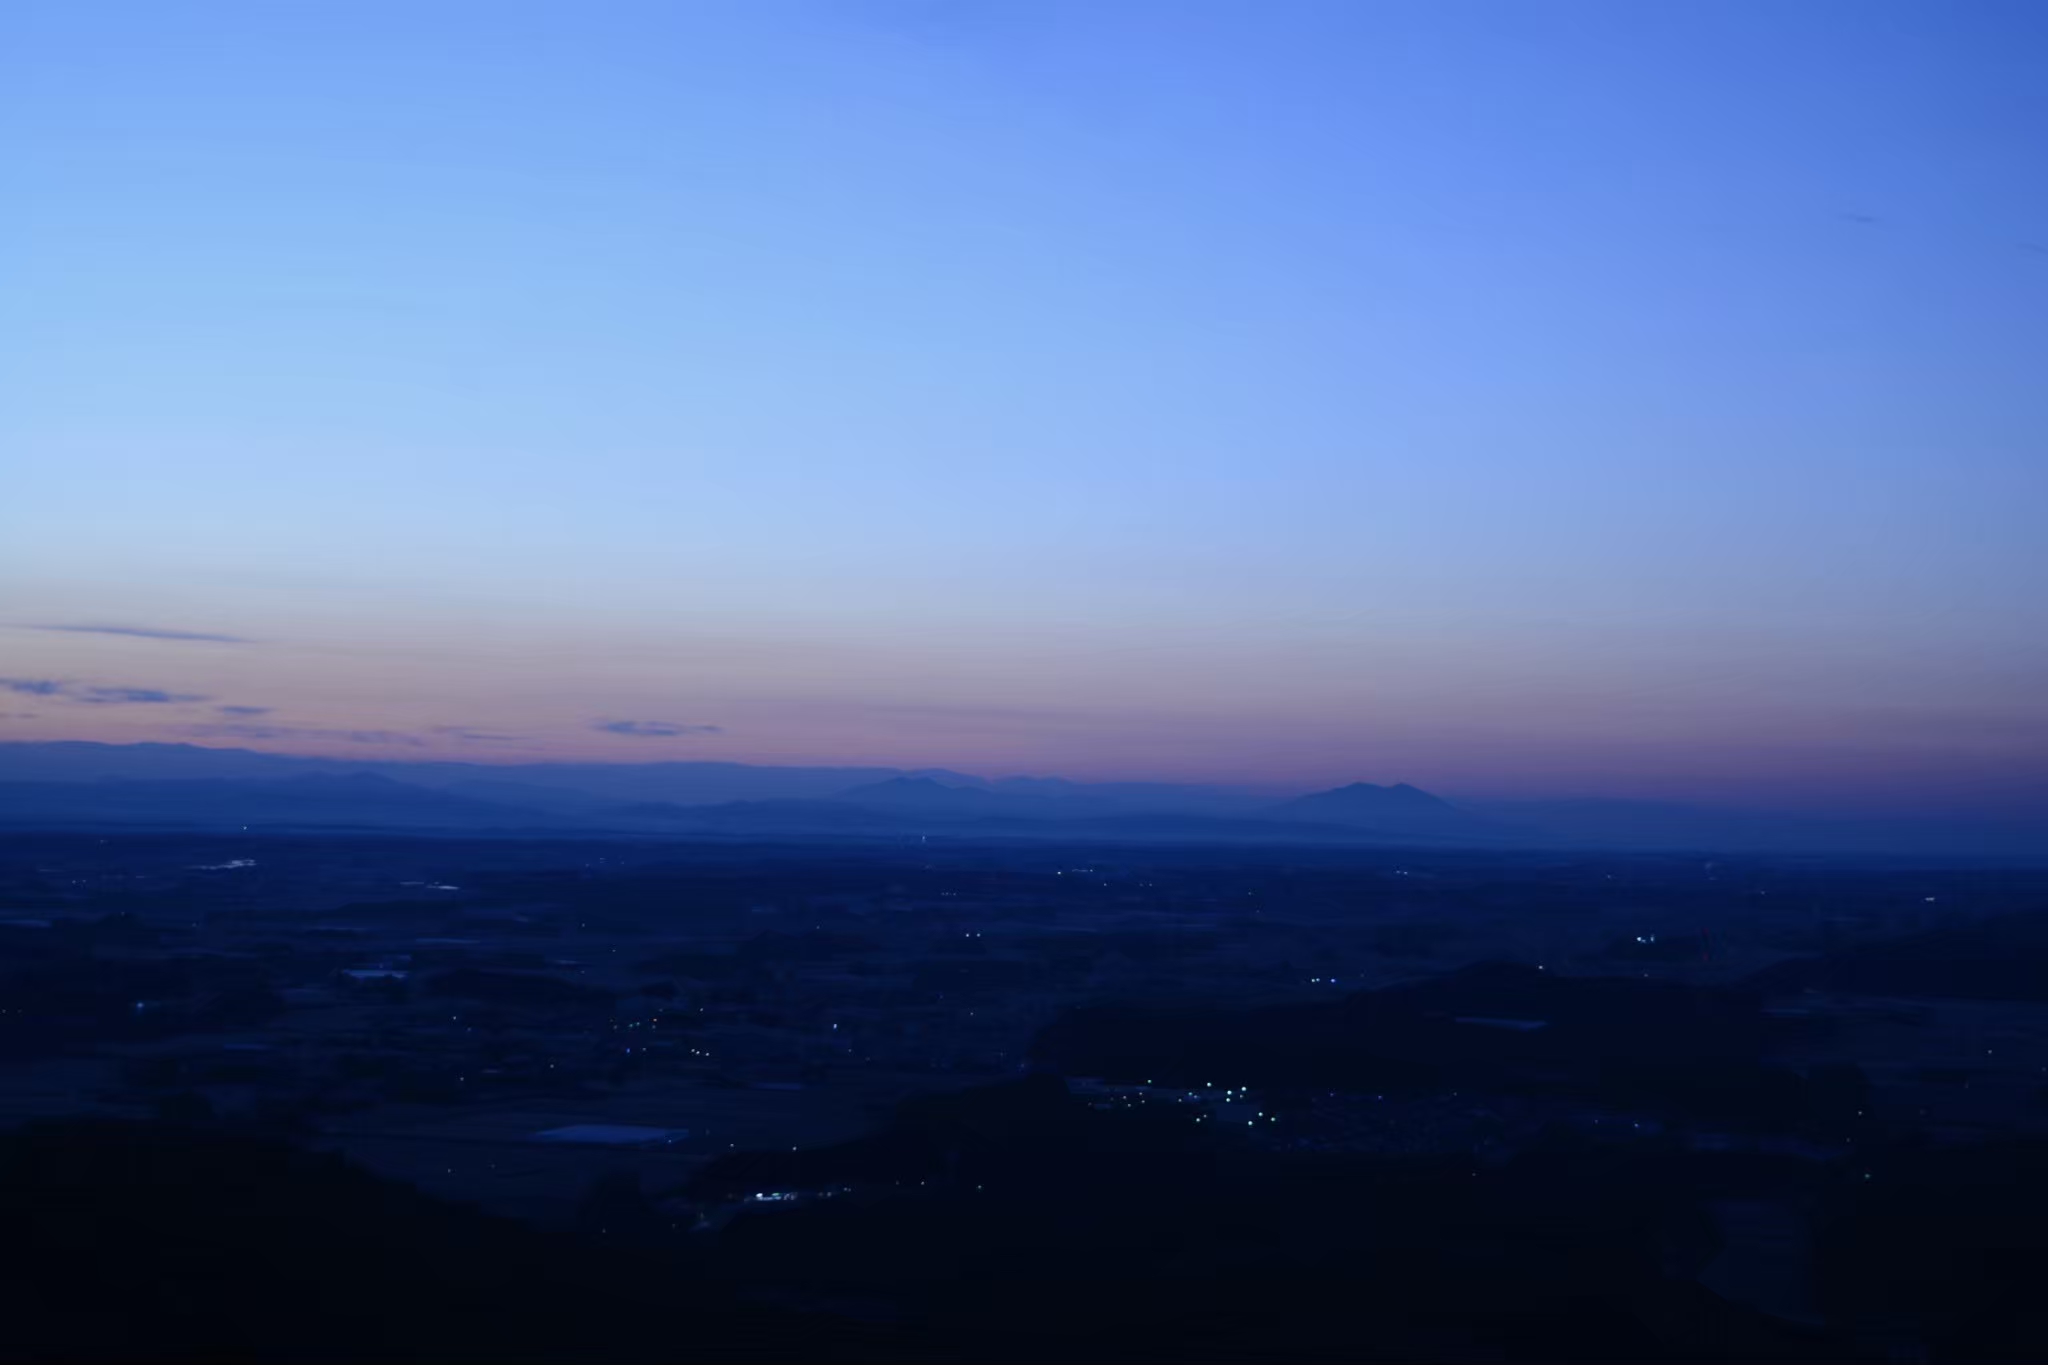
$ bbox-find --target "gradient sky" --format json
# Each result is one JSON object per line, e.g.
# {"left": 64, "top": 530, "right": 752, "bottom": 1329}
{"left": 5, "top": 0, "right": 2046, "bottom": 814}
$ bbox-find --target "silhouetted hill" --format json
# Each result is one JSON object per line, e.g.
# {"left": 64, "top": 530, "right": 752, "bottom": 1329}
{"left": 1271, "top": 782, "right": 1478, "bottom": 836}
{"left": 0, "top": 1119, "right": 840, "bottom": 1362}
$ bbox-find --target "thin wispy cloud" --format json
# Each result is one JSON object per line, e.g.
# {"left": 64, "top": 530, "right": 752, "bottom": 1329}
{"left": 432, "top": 726, "right": 522, "bottom": 744}
{"left": 1, "top": 678, "right": 209, "bottom": 705}
{"left": 186, "top": 723, "right": 426, "bottom": 747}
{"left": 217, "top": 705, "right": 274, "bottom": 717}
{"left": 187, "top": 723, "right": 292, "bottom": 740}
{"left": 29, "top": 623, "right": 252, "bottom": 644}
{"left": 337, "top": 729, "right": 427, "bottom": 747}
{"left": 593, "top": 719, "right": 723, "bottom": 738}
{"left": 75, "top": 686, "right": 211, "bottom": 705}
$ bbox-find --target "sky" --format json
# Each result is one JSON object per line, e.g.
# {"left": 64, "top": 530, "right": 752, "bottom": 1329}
{"left": 4, "top": 0, "right": 2045, "bottom": 815}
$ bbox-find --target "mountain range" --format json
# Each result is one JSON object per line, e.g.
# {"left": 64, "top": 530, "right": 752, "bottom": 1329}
{"left": 0, "top": 741, "right": 2039, "bottom": 858}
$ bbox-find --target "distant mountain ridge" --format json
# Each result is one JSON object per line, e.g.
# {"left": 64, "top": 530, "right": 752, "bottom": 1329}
{"left": 0, "top": 742, "right": 1277, "bottom": 822}
{"left": 0, "top": 742, "right": 1453, "bottom": 843}
{"left": 0, "top": 741, "right": 912, "bottom": 804}
{"left": 0, "top": 773, "right": 541, "bottom": 831}
{"left": 0, "top": 742, "right": 2040, "bottom": 857}
{"left": 836, "top": 776, "right": 997, "bottom": 809}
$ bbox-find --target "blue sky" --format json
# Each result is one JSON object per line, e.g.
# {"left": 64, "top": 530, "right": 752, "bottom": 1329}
{"left": 4, "top": 0, "right": 2045, "bottom": 812}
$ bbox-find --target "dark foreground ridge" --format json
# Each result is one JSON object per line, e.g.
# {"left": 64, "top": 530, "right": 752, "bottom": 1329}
{"left": 18, "top": 1092, "right": 2048, "bottom": 1362}
{"left": 0, "top": 1119, "right": 854, "bottom": 1363}
{"left": 0, "top": 1106, "right": 1842, "bottom": 1363}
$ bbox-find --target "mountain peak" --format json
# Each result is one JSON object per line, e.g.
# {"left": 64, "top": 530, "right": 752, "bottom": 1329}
{"left": 1317, "top": 781, "right": 1444, "bottom": 804}
{"left": 901, "top": 768, "right": 989, "bottom": 789}
{"left": 1271, "top": 781, "right": 1470, "bottom": 833}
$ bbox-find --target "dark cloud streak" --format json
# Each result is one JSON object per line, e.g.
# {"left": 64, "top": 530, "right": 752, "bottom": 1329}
{"left": 29, "top": 624, "right": 252, "bottom": 644}
{"left": 186, "top": 723, "right": 426, "bottom": 747}
{"left": 432, "top": 726, "right": 522, "bottom": 744}
{"left": 75, "top": 686, "right": 210, "bottom": 705}
{"left": 592, "top": 719, "right": 722, "bottom": 738}
{"left": 2, "top": 678, "right": 208, "bottom": 705}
